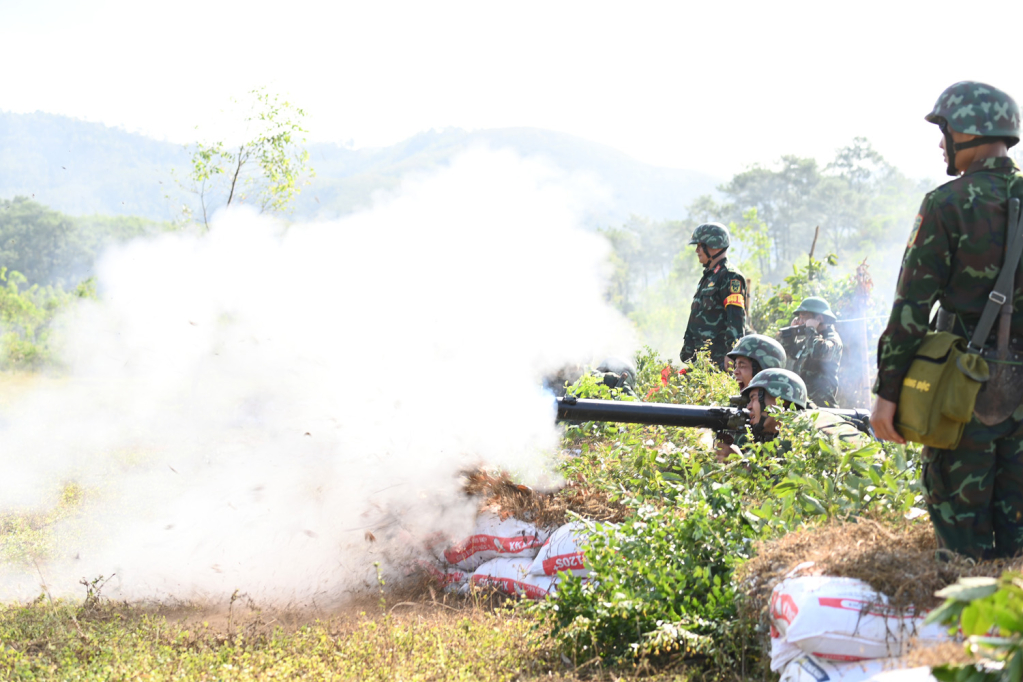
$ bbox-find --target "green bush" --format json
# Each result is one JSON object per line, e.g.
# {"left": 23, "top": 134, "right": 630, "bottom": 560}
{"left": 540, "top": 347, "right": 923, "bottom": 674}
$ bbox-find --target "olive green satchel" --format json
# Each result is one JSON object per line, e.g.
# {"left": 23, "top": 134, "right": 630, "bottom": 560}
{"left": 895, "top": 197, "right": 1023, "bottom": 449}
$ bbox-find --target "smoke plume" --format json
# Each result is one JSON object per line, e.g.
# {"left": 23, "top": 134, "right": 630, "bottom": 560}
{"left": 0, "top": 148, "right": 636, "bottom": 603}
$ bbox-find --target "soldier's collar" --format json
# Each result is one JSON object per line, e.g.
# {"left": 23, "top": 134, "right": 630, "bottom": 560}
{"left": 966, "top": 156, "right": 1020, "bottom": 175}
{"left": 704, "top": 256, "right": 728, "bottom": 274}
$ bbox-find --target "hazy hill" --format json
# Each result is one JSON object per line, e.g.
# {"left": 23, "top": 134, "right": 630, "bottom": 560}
{"left": 0, "top": 111, "right": 720, "bottom": 227}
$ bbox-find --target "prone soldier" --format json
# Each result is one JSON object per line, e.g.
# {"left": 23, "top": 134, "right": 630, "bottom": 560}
{"left": 715, "top": 334, "right": 787, "bottom": 459}
{"left": 739, "top": 368, "right": 867, "bottom": 452}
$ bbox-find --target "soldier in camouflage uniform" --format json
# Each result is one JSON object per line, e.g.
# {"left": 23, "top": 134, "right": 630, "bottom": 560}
{"left": 871, "top": 81, "right": 1023, "bottom": 560}
{"left": 779, "top": 297, "right": 843, "bottom": 407}
{"left": 726, "top": 334, "right": 787, "bottom": 391}
{"left": 738, "top": 368, "right": 867, "bottom": 453}
{"left": 680, "top": 223, "right": 748, "bottom": 370}
{"left": 715, "top": 335, "right": 788, "bottom": 460}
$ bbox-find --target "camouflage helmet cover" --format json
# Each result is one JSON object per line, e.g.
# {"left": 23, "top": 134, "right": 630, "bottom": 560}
{"left": 925, "top": 81, "right": 1020, "bottom": 147}
{"left": 688, "top": 222, "right": 730, "bottom": 250}
{"left": 726, "top": 334, "right": 787, "bottom": 370}
{"left": 741, "top": 368, "right": 808, "bottom": 408}
{"left": 794, "top": 296, "right": 837, "bottom": 325}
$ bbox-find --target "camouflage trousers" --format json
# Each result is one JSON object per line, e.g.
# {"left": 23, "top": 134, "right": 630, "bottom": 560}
{"left": 922, "top": 416, "right": 1023, "bottom": 560}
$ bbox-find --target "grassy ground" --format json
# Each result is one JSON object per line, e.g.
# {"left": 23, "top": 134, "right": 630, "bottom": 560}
{"left": 0, "top": 595, "right": 698, "bottom": 681}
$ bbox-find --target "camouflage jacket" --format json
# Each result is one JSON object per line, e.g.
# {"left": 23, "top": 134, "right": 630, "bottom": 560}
{"left": 681, "top": 257, "right": 746, "bottom": 368}
{"left": 781, "top": 325, "right": 843, "bottom": 407}
{"left": 875, "top": 156, "right": 1023, "bottom": 402}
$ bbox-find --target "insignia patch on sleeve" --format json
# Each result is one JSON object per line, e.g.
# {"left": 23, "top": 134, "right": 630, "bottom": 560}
{"left": 907, "top": 214, "right": 923, "bottom": 248}
{"left": 724, "top": 293, "right": 745, "bottom": 308}
{"left": 730, "top": 280, "right": 741, "bottom": 294}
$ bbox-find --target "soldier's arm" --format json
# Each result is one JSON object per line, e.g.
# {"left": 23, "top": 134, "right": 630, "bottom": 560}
{"left": 874, "top": 199, "right": 952, "bottom": 402}
{"left": 805, "top": 328, "right": 842, "bottom": 362}
{"left": 722, "top": 275, "right": 746, "bottom": 350}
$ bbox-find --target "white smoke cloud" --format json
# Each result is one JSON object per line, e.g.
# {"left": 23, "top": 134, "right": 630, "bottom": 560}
{"left": 0, "top": 148, "right": 637, "bottom": 602}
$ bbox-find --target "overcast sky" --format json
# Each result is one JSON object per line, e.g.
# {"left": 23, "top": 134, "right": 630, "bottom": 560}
{"left": 3, "top": 0, "right": 1021, "bottom": 183}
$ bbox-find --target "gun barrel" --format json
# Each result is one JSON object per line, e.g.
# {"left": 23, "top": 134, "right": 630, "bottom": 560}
{"left": 821, "top": 408, "right": 871, "bottom": 432}
{"left": 556, "top": 397, "right": 738, "bottom": 430}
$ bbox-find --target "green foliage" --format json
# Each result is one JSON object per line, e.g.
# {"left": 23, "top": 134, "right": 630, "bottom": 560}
{"left": 926, "top": 573, "right": 1023, "bottom": 682}
{"left": 183, "top": 88, "right": 314, "bottom": 229}
{"left": 0, "top": 196, "right": 169, "bottom": 288}
{"left": 541, "top": 348, "right": 922, "bottom": 671}
{"left": 0, "top": 267, "right": 83, "bottom": 369}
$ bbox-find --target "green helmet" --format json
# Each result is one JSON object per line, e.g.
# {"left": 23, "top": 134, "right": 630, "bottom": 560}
{"left": 794, "top": 296, "right": 837, "bottom": 325}
{"left": 726, "top": 334, "right": 787, "bottom": 370}
{"left": 741, "top": 368, "right": 808, "bottom": 409}
{"left": 925, "top": 81, "right": 1020, "bottom": 175}
{"left": 688, "top": 222, "right": 730, "bottom": 250}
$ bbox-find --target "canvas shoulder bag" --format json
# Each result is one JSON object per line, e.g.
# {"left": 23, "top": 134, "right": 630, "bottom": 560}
{"left": 895, "top": 197, "right": 1023, "bottom": 448}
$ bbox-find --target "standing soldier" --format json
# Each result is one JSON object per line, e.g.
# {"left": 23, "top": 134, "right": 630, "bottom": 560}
{"left": 871, "top": 81, "right": 1023, "bottom": 560}
{"left": 779, "top": 296, "right": 843, "bottom": 407}
{"left": 680, "top": 223, "right": 747, "bottom": 370}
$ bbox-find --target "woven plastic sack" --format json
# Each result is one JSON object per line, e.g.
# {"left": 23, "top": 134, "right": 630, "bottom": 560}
{"left": 443, "top": 512, "right": 549, "bottom": 571}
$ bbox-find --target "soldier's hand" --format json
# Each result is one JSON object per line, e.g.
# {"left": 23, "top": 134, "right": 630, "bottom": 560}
{"left": 870, "top": 397, "right": 905, "bottom": 444}
{"left": 790, "top": 317, "right": 800, "bottom": 327}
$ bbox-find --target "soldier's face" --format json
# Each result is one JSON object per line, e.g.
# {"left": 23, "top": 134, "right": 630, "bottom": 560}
{"left": 695, "top": 244, "right": 711, "bottom": 266}
{"left": 747, "top": 388, "right": 779, "bottom": 434}
{"left": 733, "top": 356, "right": 754, "bottom": 389}
{"left": 940, "top": 130, "right": 982, "bottom": 174}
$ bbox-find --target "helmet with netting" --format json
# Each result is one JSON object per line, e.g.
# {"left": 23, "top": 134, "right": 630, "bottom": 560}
{"left": 688, "top": 222, "right": 730, "bottom": 250}
{"left": 741, "top": 368, "right": 808, "bottom": 408}
{"left": 726, "top": 334, "right": 787, "bottom": 371}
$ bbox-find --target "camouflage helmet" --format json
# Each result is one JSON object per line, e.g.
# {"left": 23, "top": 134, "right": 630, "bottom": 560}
{"left": 794, "top": 296, "right": 837, "bottom": 325}
{"left": 741, "top": 368, "right": 808, "bottom": 409}
{"left": 688, "top": 222, "right": 730, "bottom": 250}
{"left": 726, "top": 334, "right": 787, "bottom": 370}
{"left": 925, "top": 81, "right": 1020, "bottom": 175}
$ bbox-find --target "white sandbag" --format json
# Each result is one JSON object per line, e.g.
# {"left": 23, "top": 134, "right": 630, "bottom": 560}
{"left": 770, "top": 576, "right": 949, "bottom": 666}
{"left": 780, "top": 655, "right": 934, "bottom": 682}
{"left": 527, "top": 521, "right": 596, "bottom": 577}
{"left": 471, "top": 557, "right": 557, "bottom": 600}
{"left": 415, "top": 560, "right": 470, "bottom": 594}
{"left": 443, "top": 512, "right": 550, "bottom": 571}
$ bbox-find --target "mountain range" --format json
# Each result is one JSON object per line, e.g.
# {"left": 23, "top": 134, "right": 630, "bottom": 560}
{"left": 0, "top": 111, "right": 720, "bottom": 227}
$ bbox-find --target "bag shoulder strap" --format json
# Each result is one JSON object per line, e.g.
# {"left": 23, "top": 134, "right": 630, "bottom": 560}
{"left": 969, "top": 197, "right": 1023, "bottom": 353}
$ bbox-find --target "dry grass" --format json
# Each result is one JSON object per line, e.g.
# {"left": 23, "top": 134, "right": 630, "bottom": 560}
{"left": 463, "top": 469, "right": 628, "bottom": 528}
{"left": 739, "top": 517, "right": 1023, "bottom": 621}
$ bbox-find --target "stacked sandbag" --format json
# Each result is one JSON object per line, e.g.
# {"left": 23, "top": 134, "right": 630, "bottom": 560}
{"left": 471, "top": 557, "right": 558, "bottom": 599}
{"left": 770, "top": 576, "right": 949, "bottom": 680}
{"left": 780, "top": 655, "right": 937, "bottom": 682}
{"left": 423, "top": 515, "right": 609, "bottom": 600}
{"left": 527, "top": 521, "right": 593, "bottom": 579}
{"left": 415, "top": 560, "right": 470, "bottom": 594}
{"left": 442, "top": 512, "right": 551, "bottom": 571}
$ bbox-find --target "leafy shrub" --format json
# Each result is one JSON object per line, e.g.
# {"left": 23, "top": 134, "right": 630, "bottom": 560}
{"left": 926, "top": 573, "right": 1023, "bottom": 682}
{"left": 541, "top": 347, "right": 923, "bottom": 673}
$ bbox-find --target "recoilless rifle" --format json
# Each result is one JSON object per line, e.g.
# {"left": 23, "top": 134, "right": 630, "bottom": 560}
{"left": 555, "top": 395, "right": 872, "bottom": 439}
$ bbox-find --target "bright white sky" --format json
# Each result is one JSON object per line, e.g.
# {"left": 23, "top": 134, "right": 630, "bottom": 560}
{"left": 3, "top": 0, "right": 1021, "bottom": 183}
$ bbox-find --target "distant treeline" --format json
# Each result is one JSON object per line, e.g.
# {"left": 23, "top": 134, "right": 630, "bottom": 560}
{"left": 0, "top": 196, "right": 171, "bottom": 289}
{"left": 604, "top": 138, "right": 928, "bottom": 356}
